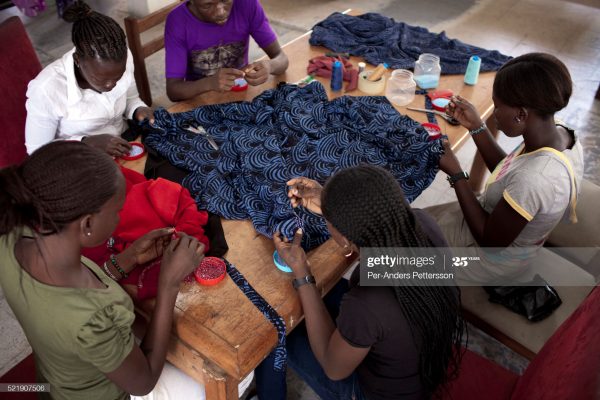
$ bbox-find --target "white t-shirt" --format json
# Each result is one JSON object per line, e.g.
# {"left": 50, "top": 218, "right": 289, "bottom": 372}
{"left": 25, "top": 47, "right": 147, "bottom": 154}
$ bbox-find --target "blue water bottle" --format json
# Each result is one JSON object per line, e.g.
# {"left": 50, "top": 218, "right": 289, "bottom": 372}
{"left": 331, "top": 60, "right": 343, "bottom": 91}
{"left": 464, "top": 55, "right": 481, "bottom": 85}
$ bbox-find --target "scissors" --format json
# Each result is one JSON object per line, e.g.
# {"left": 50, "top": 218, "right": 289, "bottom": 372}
{"left": 406, "top": 107, "right": 460, "bottom": 125}
{"left": 185, "top": 125, "right": 220, "bottom": 150}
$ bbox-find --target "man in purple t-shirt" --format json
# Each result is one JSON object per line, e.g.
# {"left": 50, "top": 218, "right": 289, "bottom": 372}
{"left": 165, "top": 0, "right": 289, "bottom": 101}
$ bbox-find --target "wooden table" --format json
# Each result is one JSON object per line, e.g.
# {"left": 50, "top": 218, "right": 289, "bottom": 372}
{"left": 122, "top": 13, "right": 496, "bottom": 400}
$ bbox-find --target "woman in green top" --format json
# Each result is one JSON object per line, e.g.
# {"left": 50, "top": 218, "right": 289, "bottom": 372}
{"left": 0, "top": 141, "right": 204, "bottom": 400}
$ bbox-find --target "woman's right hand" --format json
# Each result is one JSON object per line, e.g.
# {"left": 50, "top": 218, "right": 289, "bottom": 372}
{"left": 159, "top": 233, "right": 204, "bottom": 291}
{"left": 82, "top": 134, "right": 132, "bottom": 157}
{"left": 209, "top": 68, "right": 245, "bottom": 92}
{"left": 446, "top": 95, "right": 484, "bottom": 131}
{"left": 287, "top": 177, "right": 323, "bottom": 215}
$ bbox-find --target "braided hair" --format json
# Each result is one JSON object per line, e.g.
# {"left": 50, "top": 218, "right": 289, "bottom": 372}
{"left": 322, "top": 165, "right": 464, "bottom": 397}
{"left": 63, "top": 1, "right": 127, "bottom": 61}
{"left": 0, "top": 141, "right": 120, "bottom": 236}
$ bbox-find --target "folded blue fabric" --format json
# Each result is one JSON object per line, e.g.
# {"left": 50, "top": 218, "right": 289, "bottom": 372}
{"left": 310, "top": 12, "right": 512, "bottom": 73}
{"left": 146, "top": 83, "right": 443, "bottom": 249}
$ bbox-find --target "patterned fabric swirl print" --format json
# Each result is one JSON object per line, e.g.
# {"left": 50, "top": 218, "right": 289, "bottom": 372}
{"left": 310, "top": 12, "right": 512, "bottom": 74}
{"left": 224, "top": 259, "right": 287, "bottom": 372}
{"left": 145, "top": 82, "right": 443, "bottom": 249}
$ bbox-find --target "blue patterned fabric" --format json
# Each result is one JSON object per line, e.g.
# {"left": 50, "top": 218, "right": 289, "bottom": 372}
{"left": 310, "top": 12, "right": 512, "bottom": 74}
{"left": 224, "top": 259, "right": 287, "bottom": 372}
{"left": 145, "top": 82, "right": 443, "bottom": 249}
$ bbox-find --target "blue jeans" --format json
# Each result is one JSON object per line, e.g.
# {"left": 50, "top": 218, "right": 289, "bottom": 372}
{"left": 288, "top": 280, "right": 367, "bottom": 400}
{"left": 256, "top": 280, "right": 366, "bottom": 400}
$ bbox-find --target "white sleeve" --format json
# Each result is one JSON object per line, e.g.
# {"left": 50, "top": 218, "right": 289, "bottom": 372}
{"left": 124, "top": 49, "right": 148, "bottom": 120}
{"left": 25, "top": 84, "right": 60, "bottom": 154}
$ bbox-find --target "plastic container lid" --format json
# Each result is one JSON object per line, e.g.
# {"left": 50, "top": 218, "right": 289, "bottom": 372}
{"left": 120, "top": 142, "right": 146, "bottom": 161}
{"left": 194, "top": 257, "right": 226, "bottom": 286}
{"left": 231, "top": 78, "right": 248, "bottom": 92}
{"left": 273, "top": 250, "right": 292, "bottom": 273}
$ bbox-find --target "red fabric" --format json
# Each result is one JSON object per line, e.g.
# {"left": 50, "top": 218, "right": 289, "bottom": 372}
{"left": 511, "top": 287, "right": 600, "bottom": 400}
{"left": 82, "top": 167, "right": 210, "bottom": 299}
{"left": 437, "top": 349, "right": 518, "bottom": 400}
{"left": 307, "top": 56, "right": 358, "bottom": 91}
{"left": 0, "top": 354, "right": 37, "bottom": 400}
{"left": 0, "top": 17, "right": 41, "bottom": 167}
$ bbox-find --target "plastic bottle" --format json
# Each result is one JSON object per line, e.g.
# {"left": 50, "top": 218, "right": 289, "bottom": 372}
{"left": 331, "top": 60, "right": 343, "bottom": 91}
{"left": 385, "top": 69, "right": 416, "bottom": 106}
{"left": 414, "top": 53, "right": 441, "bottom": 89}
{"left": 464, "top": 55, "right": 481, "bottom": 85}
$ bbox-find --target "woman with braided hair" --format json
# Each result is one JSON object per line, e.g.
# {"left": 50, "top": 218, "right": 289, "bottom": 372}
{"left": 274, "top": 165, "right": 464, "bottom": 400}
{"left": 25, "top": 0, "right": 155, "bottom": 157}
{"left": 0, "top": 141, "right": 205, "bottom": 399}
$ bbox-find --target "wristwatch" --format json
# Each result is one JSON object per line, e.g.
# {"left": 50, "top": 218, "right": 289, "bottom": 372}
{"left": 446, "top": 171, "right": 469, "bottom": 187}
{"left": 292, "top": 275, "right": 316, "bottom": 290}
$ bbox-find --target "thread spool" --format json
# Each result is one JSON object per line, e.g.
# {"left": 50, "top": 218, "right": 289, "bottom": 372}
{"left": 357, "top": 62, "right": 366, "bottom": 74}
{"left": 367, "top": 63, "right": 388, "bottom": 82}
{"left": 464, "top": 55, "right": 481, "bottom": 85}
{"left": 330, "top": 60, "right": 343, "bottom": 91}
{"left": 358, "top": 71, "right": 386, "bottom": 94}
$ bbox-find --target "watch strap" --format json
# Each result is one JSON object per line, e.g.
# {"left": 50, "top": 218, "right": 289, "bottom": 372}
{"left": 446, "top": 171, "right": 469, "bottom": 187}
{"left": 292, "top": 275, "right": 316, "bottom": 290}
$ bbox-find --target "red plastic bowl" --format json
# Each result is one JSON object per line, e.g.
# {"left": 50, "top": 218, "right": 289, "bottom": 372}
{"left": 120, "top": 142, "right": 146, "bottom": 161}
{"left": 422, "top": 122, "right": 442, "bottom": 140}
{"left": 194, "top": 257, "right": 226, "bottom": 286}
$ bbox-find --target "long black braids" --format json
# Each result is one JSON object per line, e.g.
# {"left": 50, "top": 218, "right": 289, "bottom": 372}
{"left": 321, "top": 165, "right": 464, "bottom": 397}
{"left": 63, "top": 1, "right": 127, "bottom": 61}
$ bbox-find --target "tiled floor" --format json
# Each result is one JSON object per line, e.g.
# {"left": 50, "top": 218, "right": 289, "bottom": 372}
{"left": 1, "top": 0, "right": 599, "bottom": 397}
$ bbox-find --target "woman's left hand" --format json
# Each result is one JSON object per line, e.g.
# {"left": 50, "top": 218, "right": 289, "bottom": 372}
{"left": 128, "top": 227, "right": 175, "bottom": 265}
{"left": 133, "top": 106, "right": 155, "bottom": 125}
{"left": 439, "top": 139, "right": 463, "bottom": 176}
{"left": 273, "top": 229, "right": 310, "bottom": 278}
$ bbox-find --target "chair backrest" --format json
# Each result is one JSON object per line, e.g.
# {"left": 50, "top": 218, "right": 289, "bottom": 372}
{"left": 0, "top": 16, "right": 42, "bottom": 167}
{"left": 511, "top": 286, "right": 600, "bottom": 400}
{"left": 124, "top": 1, "right": 183, "bottom": 106}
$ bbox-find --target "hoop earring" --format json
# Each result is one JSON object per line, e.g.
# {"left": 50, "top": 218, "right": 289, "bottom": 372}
{"left": 343, "top": 244, "right": 353, "bottom": 257}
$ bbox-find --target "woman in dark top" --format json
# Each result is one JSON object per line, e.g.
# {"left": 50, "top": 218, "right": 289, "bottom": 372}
{"left": 274, "top": 165, "right": 464, "bottom": 399}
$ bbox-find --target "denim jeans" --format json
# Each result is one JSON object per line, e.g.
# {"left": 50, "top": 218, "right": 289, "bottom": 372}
{"left": 256, "top": 279, "right": 367, "bottom": 400}
{"left": 289, "top": 280, "right": 367, "bottom": 400}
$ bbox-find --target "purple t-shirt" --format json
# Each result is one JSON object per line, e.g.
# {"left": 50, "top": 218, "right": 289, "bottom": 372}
{"left": 165, "top": 0, "right": 277, "bottom": 80}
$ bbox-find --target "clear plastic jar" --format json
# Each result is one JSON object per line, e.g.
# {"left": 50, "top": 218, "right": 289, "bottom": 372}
{"left": 414, "top": 53, "right": 441, "bottom": 89}
{"left": 385, "top": 69, "right": 416, "bottom": 106}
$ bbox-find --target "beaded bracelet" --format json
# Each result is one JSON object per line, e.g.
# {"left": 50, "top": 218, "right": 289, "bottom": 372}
{"left": 469, "top": 123, "right": 487, "bottom": 136}
{"left": 109, "top": 254, "right": 128, "bottom": 279}
{"left": 101, "top": 261, "right": 119, "bottom": 281}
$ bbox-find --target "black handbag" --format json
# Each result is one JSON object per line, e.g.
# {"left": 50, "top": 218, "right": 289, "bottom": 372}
{"left": 484, "top": 274, "right": 562, "bottom": 322}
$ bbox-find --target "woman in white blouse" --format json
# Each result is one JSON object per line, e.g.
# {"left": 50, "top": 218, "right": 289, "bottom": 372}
{"left": 25, "top": 1, "right": 155, "bottom": 157}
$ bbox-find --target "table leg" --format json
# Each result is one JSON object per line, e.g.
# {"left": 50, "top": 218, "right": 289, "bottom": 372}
{"left": 468, "top": 116, "right": 498, "bottom": 194}
{"left": 203, "top": 361, "right": 239, "bottom": 400}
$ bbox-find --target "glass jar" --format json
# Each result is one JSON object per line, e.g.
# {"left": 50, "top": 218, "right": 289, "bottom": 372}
{"left": 385, "top": 69, "right": 416, "bottom": 106}
{"left": 414, "top": 53, "right": 441, "bottom": 89}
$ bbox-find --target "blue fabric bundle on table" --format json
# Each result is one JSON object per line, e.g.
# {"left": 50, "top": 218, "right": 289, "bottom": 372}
{"left": 146, "top": 82, "right": 443, "bottom": 249}
{"left": 310, "top": 12, "right": 512, "bottom": 74}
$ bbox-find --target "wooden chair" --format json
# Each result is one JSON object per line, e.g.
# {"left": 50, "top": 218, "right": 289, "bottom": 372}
{"left": 0, "top": 16, "right": 42, "bottom": 166}
{"left": 124, "top": 1, "right": 183, "bottom": 106}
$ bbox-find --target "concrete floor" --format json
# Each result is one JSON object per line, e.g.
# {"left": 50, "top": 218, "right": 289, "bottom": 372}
{"left": 1, "top": 0, "right": 599, "bottom": 398}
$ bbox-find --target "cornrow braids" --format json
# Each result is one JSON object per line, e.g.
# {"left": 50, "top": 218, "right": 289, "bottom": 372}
{"left": 321, "top": 165, "right": 464, "bottom": 396}
{"left": 63, "top": 1, "right": 127, "bottom": 61}
{"left": 0, "top": 141, "right": 120, "bottom": 236}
